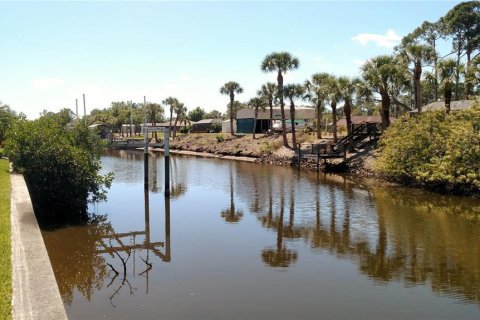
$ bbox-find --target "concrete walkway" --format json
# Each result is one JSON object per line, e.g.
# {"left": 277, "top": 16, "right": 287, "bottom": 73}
{"left": 10, "top": 174, "right": 67, "bottom": 320}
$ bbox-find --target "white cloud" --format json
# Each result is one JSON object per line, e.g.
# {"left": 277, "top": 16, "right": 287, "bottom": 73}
{"left": 352, "top": 29, "right": 401, "bottom": 48}
{"left": 32, "top": 77, "right": 65, "bottom": 90}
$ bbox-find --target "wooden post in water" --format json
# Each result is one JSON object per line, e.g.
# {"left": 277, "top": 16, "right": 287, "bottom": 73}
{"left": 316, "top": 145, "right": 320, "bottom": 172}
{"left": 83, "top": 94, "right": 86, "bottom": 126}
{"left": 297, "top": 144, "right": 301, "bottom": 169}
{"left": 164, "top": 129, "right": 170, "bottom": 196}
{"left": 144, "top": 96, "right": 149, "bottom": 188}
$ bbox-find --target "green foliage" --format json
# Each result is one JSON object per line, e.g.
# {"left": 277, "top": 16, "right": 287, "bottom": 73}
{"left": 0, "top": 159, "right": 11, "bottom": 319}
{"left": 376, "top": 101, "right": 480, "bottom": 194}
{"left": 0, "top": 103, "right": 17, "bottom": 146}
{"left": 204, "top": 110, "right": 224, "bottom": 120}
{"left": 211, "top": 123, "right": 222, "bottom": 133}
{"left": 215, "top": 133, "right": 225, "bottom": 142}
{"left": 180, "top": 126, "right": 190, "bottom": 134}
{"left": 4, "top": 111, "right": 113, "bottom": 222}
{"left": 188, "top": 106, "right": 206, "bottom": 122}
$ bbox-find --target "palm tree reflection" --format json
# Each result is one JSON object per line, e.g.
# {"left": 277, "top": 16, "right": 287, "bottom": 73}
{"left": 261, "top": 179, "right": 298, "bottom": 268}
{"left": 221, "top": 166, "right": 243, "bottom": 223}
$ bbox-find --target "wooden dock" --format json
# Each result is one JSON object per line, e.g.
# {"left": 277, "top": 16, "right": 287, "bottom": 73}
{"left": 297, "top": 123, "right": 381, "bottom": 170}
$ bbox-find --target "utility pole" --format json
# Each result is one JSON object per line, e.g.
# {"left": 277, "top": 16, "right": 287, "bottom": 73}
{"left": 75, "top": 99, "right": 78, "bottom": 121}
{"left": 83, "top": 94, "right": 86, "bottom": 126}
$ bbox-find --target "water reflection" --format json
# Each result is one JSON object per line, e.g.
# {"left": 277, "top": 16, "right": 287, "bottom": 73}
{"left": 236, "top": 166, "right": 480, "bottom": 303}
{"left": 261, "top": 179, "right": 298, "bottom": 268}
{"left": 43, "top": 152, "right": 480, "bottom": 318}
{"left": 43, "top": 184, "right": 171, "bottom": 306}
{"left": 220, "top": 166, "right": 243, "bottom": 223}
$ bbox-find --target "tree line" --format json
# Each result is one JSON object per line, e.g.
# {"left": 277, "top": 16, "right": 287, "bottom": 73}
{"left": 219, "top": 1, "right": 480, "bottom": 148}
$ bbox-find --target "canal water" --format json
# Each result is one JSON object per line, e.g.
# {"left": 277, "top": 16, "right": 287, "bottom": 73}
{"left": 42, "top": 150, "right": 480, "bottom": 319}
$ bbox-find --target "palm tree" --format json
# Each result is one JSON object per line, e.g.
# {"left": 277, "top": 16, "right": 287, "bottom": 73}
{"left": 438, "top": 58, "right": 457, "bottom": 114}
{"left": 400, "top": 44, "right": 436, "bottom": 112}
{"left": 338, "top": 76, "right": 361, "bottom": 136}
{"left": 146, "top": 102, "right": 164, "bottom": 141}
{"left": 361, "top": 55, "right": 406, "bottom": 129}
{"left": 257, "top": 82, "right": 277, "bottom": 133}
{"left": 172, "top": 101, "right": 186, "bottom": 138}
{"left": 305, "top": 73, "right": 331, "bottom": 139}
{"left": 325, "top": 75, "right": 342, "bottom": 143}
{"left": 283, "top": 84, "right": 306, "bottom": 146}
{"left": 261, "top": 52, "right": 300, "bottom": 147}
{"left": 162, "top": 97, "right": 179, "bottom": 137}
{"left": 248, "top": 97, "right": 266, "bottom": 139}
{"left": 220, "top": 81, "right": 243, "bottom": 136}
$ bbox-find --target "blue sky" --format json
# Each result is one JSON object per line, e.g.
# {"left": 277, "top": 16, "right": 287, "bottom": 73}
{"left": 0, "top": 1, "right": 462, "bottom": 119}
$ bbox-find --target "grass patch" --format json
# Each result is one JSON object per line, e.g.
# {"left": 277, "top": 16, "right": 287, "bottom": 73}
{"left": 0, "top": 159, "right": 11, "bottom": 319}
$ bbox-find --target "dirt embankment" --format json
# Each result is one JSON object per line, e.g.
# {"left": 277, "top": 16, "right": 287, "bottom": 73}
{"left": 169, "top": 133, "right": 292, "bottom": 159}
{"left": 167, "top": 132, "right": 379, "bottom": 176}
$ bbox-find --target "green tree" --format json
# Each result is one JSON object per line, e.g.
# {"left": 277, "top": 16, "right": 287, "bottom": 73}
{"left": 204, "top": 110, "right": 224, "bottom": 119}
{"left": 400, "top": 44, "right": 436, "bottom": 112}
{"left": 444, "top": 1, "right": 480, "bottom": 98}
{"left": 257, "top": 82, "right": 277, "bottom": 132}
{"left": 361, "top": 55, "right": 408, "bottom": 129}
{"left": 305, "top": 73, "right": 331, "bottom": 139}
{"left": 162, "top": 97, "right": 179, "bottom": 137}
{"left": 0, "top": 102, "right": 17, "bottom": 145}
{"left": 172, "top": 101, "right": 187, "bottom": 138}
{"left": 145, "top": 102, "right": 164, "bottom": 141}
{"left": 220, "top": 81, "right": 243, "bottom": 136}
{"left": 338, "top": 76, "right": 362, "bottom": 136}
{"left": 261, "top": 52, "right": 300, "bottom": 147}
{"left": 5, "top": 111, "right": 112, "bottom": 222}
{"left": 283, "top": 84, "right": 305, "bottom": 146}
{"left": 438, "top": 58, "right": 457, "bottom": 114}
{"left": 188, "top": 106, "right": 206, "bottom": 122}
{"left": 248, "top": 97, "right": 266, "bottom": 139}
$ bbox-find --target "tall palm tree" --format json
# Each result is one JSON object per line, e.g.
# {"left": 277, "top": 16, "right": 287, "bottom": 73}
{"left": 146, "top": 102, "right": 164, "bottom": 141}
{"left": 338, "top": 76, "right": 361, "bottom": 136}
{"left": 400, "top": 44, "right": 436, "bottom": 112}
{"left": 162, "top": 97, "right": 179, "bottom": 137}
{"left": 283, "top": 83, "right": 305, "bottom": 146}
{"left": 248, "top": 97, "right": 266, "bottom": 139}
{"left": 257, "top": 82, "right": 277, "bottom": 133}
{"left": 325, "top": 75, "right": 342, "bottom": 143}
{"left": 261, "top": 52, "right": 300, "bottom": 147}
{"left": 305, "top": 73, "right": 331, "bottom": 139}
{"left": 172, "top": 101, "right": 186, "bottom": 138}
{"left": 220, "top": 81, "right": 243, "bottom": 136}
{"left": 361, "top": 55, "right": 405, "bottom": 129}
{"left": 438, "top": 58, "right": 457, "bottom": 114}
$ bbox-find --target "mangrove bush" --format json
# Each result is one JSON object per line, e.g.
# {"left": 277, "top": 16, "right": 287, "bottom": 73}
{"left": 376, "top": 100, "right": 480, "bottom": 195}
{"left": 4, "top": 110, "right": 113, "bottom": 223}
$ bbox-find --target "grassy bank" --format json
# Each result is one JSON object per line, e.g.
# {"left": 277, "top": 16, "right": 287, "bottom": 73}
{"left": 0, "top": 159, "right": 11, "bottom": 319}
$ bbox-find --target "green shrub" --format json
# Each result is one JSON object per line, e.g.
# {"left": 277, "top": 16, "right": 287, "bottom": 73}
{"left": 376, "top": 101, "right": 480, "bottom": 195}
{"left": 216, "top": 133, "right": 225, "bottom": 142}
{"left": 180, "top": 126, "right": 190, "bottom": 134}
{"left": 4, "top": 110, "right": 113, "bottom": 223}
{"left": 211, "top": 123, "right": 222, "bottom": 133}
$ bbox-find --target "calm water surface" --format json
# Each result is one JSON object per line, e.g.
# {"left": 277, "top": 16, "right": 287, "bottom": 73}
{"left": 42, "top": 150, "right": 480, "bottom": 319}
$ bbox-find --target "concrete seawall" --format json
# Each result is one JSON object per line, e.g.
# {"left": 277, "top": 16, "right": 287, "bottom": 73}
{"left": 10, "top": 174, "right": 67, "bottom": 320}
